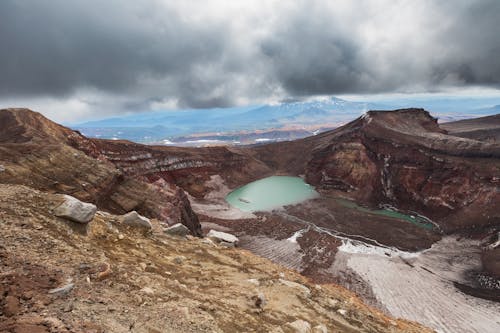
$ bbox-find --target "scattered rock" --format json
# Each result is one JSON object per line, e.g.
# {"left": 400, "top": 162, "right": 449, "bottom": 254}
{"left": 164, "top": 223, "right": 190, "bottom": 237}
{"left": 53, "top": 195, "right": 97, "bottom": 223}
{"left": 173, "top": 256, "right": 186, "bottom": 265}
{"left": 97, "top": 263, "right": 112, "bottom": 280}
{"left": 147, "top": 326, "right": 163, "bottom": 333}
{"left": 247, "top": 278, "right": 260, "bottom": 286}
{"left": 48, "top": 283, "right": 74, "bottom": 295}
{"left": 207, "top": 230, "right": 239, "bottom": 245}
{"left": 3, "top": 295, "right": 20, "bottom": 317}
{"left": 144, "top": 264, "right": 160, "bottom": 273}
{"left": 312, "top": 324, "right": 328, "bottom": 333}
{"left": 279, "top": 279, "right": 311, "bottom": 297}
{"left": 117, "top": 233, "right": 125, "bottom": 240}
{"left": 251, "top": 292, "right": 267, "bottom": 309}
{"left": 140, "top": 287, "right": 155, "bottom": 296}
{"left": 337, "top": 309, "right": 347, "bottom": 316}
{"left": 63, "top": 302, "right": 74, "bottom": 312}
{"left": 121, "top": 211, "right": 152, "bottom": 229}
{"left": 133, "top": 294, "right": 143, "bottom": 305}
{"left": 0, "top": 164, "right": 5, "bottom": 172}
{"left": 328, "top": 298, "right": 339, "bottom": 307}
{"left": 287, "top": 319, "right": 311, "bottom": 333}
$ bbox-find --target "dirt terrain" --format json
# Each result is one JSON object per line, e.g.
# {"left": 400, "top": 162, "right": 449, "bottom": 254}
{"left": 0, "top": 184, "right": 431, "bottom": 333}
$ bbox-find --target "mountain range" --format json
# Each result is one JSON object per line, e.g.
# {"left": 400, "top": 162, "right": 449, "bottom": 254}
{"left": 72, "top": 96, "right": 500, "bottom": 144}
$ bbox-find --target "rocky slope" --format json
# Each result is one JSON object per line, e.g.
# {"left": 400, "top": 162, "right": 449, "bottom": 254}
{"left": 0, "top": 183, "right": 431, "bottom": 333}
{"left": 0, "top": 108, "right": 201, "bottom": 235}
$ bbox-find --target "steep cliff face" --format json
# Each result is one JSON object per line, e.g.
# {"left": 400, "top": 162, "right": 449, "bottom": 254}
{"left": 0, "top": 108, "right": 202, "bottom": 235}
{"left": 69, "top": 137, "right": 272, "bottom": 197}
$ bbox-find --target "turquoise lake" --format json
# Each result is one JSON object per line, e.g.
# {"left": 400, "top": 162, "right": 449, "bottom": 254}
{"left": 225, "top": 176, "right": 319, "bottom": 212}
{"left": 335, "top": 198, "right": 435, "bottom": 230}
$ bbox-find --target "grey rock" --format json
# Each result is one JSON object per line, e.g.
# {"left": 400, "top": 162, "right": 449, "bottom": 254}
{"left": 121, "top": 211, "right": 151, "bottom": 229}
{"left": 173, "top": 256, "right": 186, "bottom": 265}
{"left": 164, "top": 223, "right": 189, "bottom": 237}
{"left": 0, "top": 165, "right": 5, "bottom": 172}
{"left": 287, "top": 320, "right": 311, "bottom": 333}
{"left": 54, "top": 195, "right": 97, "bottom": 223}
{"left": 207, "top": 230, "right": 239, "bottom": 245}
{"left": 49, "top": 283, "right": 74, "bottom": 295}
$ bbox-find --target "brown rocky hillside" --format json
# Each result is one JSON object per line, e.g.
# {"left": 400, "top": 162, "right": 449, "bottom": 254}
{"left": 0, "top": 184, "right": 432, "bottom": 333}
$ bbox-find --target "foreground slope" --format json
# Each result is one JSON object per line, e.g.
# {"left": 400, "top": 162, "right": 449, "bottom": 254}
{"left": 0, "top": 184, "right": 430, "bottom": 333}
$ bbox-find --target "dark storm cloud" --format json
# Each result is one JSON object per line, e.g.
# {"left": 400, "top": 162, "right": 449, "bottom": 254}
{"left": 0, "top": 0, "right": 499, "bottom": 116}
{"left": 0, "top": 1, "right": 229, "bottom": 98}
{"left": 259, "top": 0, "right": 500, "bottom": 96}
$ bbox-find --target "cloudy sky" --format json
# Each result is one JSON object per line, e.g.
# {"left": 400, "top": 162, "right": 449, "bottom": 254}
{"left": 1, "top": 0, "right": 499, "bottom": 122}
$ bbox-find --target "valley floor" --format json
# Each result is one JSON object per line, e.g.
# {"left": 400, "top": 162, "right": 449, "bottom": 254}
{"left": 191, "top": 180, "right": 500, "bottom": 333}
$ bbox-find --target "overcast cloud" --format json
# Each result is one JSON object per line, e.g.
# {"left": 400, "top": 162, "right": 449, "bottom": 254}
{"left": 0, "top": 0, "right": 499, "bottom": 121}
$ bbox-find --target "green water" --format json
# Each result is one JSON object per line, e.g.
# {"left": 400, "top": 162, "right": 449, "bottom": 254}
{"left": 335, "top": 198, "right": 435, "bottom": 230}
{"left": 225, "top": 176, "right": 319, "bottom": 212}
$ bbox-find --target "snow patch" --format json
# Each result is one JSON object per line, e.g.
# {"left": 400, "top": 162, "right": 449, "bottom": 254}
{"left": 287, "top": 228, "right": 307, "bottom": 243}
{"left": 338, "top": 239, "right": 421, "bottom": 259}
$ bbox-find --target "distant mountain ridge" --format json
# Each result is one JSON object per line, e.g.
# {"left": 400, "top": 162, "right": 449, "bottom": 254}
{"left": 72, "top": 97, "right": 388, "bottom": 142}
{"left": 72, "top": 96, "right": 500, "bottom": 143}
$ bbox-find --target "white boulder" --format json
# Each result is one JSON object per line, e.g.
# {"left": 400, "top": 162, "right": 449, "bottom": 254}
{"left": 207, "top": 230, "right": 239, "bottom": 245}
{"left": 54, "top": 195, "right": 97, "bottom": 223}
{"left": 121, "top": 211, "right": 152, "bottom": 229}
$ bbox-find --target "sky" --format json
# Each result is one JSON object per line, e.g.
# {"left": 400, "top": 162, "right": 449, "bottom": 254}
{"left": 0, "top": 0, "right": 499, "bottom": 122}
